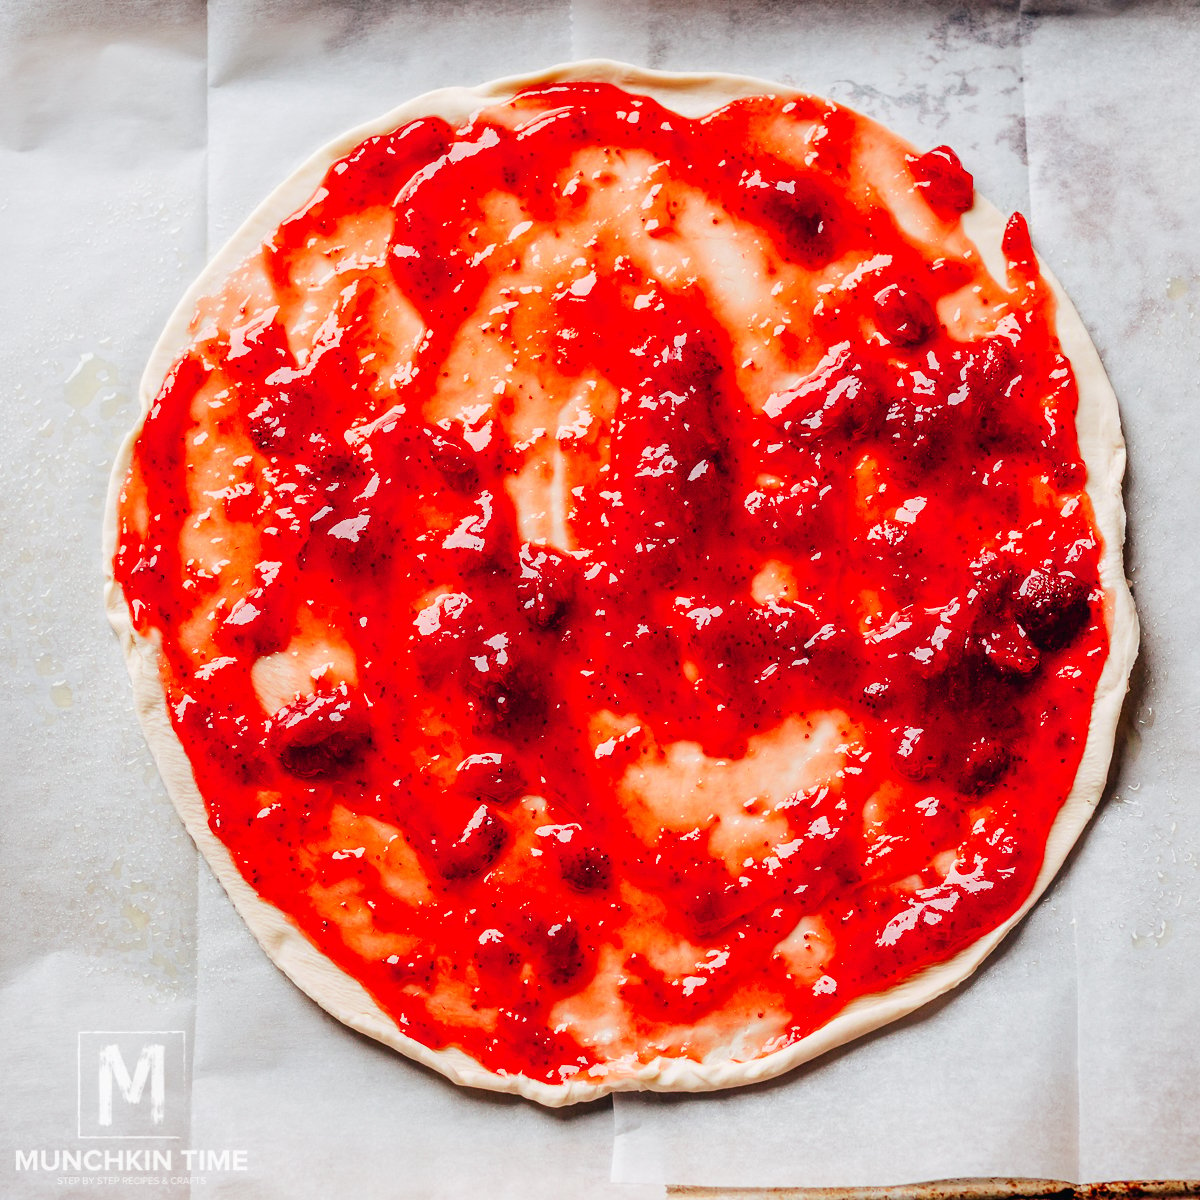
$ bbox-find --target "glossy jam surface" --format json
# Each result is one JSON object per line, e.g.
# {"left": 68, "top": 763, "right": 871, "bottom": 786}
{"left": 116, "top": 82, "right": 1108, "bottom": 1086}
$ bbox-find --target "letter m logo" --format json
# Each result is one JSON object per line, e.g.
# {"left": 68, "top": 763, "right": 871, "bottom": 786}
{"left": 78, "top": 1031, "right": 187, "bottom": 1139}
{"left": 98, "top": 1042, "right": 164, "bottom": 1126}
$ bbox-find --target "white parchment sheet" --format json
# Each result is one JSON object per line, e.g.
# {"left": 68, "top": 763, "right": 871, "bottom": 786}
{"left": 2, "top": 1, "right": 1198, "bottom": 1196}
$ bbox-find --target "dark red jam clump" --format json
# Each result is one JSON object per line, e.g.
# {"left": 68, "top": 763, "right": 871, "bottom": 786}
{"left": 115, "top": 81, "right": 1109, "bottom": 1086}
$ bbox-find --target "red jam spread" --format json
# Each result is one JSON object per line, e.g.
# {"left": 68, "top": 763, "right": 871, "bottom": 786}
{"left": 115, "top": 81, "right": 1109, "bottom": 1085}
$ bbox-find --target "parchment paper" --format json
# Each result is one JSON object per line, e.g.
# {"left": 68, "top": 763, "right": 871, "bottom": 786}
{"left": 2, "top": 1, "right": 1198, "bottom": 1196}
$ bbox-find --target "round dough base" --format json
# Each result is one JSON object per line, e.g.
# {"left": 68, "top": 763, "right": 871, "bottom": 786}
{"left": 104, "top": 59, "right": 1138, "bottom": 1106}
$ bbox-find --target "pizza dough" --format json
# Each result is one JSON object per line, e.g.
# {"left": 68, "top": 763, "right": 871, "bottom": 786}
{"left": 105, "top": 61, "right": 1137, "bottom": 1106}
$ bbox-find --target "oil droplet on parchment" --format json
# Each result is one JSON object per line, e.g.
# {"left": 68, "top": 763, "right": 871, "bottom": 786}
{"left": 64, "top": 352, "right": 126, "bottom": 414}
{"left": 122, "top": 901, "right": 151, "bottom": 933}
{"left": 50, "top": 681, "right": 73, "bottom": 709}
{"left": 1131, "top": 919, "right": 1172, "bottom": 948}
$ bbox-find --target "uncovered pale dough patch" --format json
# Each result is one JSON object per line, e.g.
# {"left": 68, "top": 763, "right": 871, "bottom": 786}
{"left": 104, "top": 61, "right": 1137, "bottom": 1106}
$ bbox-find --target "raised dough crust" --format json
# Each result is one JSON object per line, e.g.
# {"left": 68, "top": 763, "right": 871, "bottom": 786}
{"left": 103, "top": 59, "right": 1138, "bottom": 1107}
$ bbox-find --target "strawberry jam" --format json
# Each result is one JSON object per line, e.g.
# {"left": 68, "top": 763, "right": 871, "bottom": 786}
{"left": 115, "top": 81, "right": 1109, "bottom": 1088}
